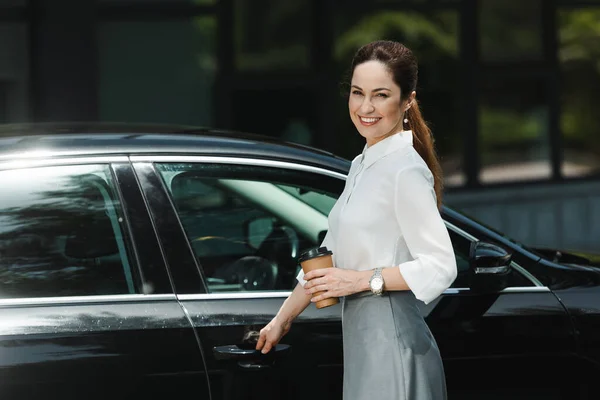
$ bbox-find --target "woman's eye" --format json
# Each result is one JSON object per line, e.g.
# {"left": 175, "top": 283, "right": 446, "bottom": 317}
{"left": 352, "top": 90, "right": 363, "bottom": 96}
{"left": 376, "top": 93, "right": 388, "bottom": 98}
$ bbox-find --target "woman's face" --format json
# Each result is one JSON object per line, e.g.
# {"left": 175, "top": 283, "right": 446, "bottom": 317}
{"left": 348, "top": 60, "right": 407, "bottom": 147}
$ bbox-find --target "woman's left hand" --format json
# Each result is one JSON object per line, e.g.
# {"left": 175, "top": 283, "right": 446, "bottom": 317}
{"left": 303, "top": 268, "right": 367, "bottom": 302}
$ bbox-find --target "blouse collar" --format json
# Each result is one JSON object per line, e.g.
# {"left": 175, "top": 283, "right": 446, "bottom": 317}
{"left": 361, "top": 130, "right": 413, "bottom": 168}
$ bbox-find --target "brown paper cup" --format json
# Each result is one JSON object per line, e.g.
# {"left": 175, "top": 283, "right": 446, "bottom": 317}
{"left": 300, "top": 250, "right": 339, "bottom": 309}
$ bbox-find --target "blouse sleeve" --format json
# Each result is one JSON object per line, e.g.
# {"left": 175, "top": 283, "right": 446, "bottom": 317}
{"left": 296, "top": 230, "right": 334, "bottom": 287}
{"left": 394, "top": 166, "right": 457, "bottom": 304}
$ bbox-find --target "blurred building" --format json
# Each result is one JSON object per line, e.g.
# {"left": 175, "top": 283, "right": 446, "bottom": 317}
{"left": 1, "top": 0, "right": 599, "bottom": 253}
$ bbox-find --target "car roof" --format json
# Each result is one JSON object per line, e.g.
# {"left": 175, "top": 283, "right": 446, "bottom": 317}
{"left": 0, "top": 123, "right": 547, "bottom": 263}
{"left": 0, "top": 122, "right": 350, "bottom": 173}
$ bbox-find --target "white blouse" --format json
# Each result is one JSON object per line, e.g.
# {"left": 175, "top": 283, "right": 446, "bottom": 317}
{"left": 297, "top": 130, "right": 457, "bottom": 305}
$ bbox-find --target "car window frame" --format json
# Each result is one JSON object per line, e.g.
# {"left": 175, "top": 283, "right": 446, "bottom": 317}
{"left": 0, "top": 156, "right": 167, "bottom": 300}
{"left": 147, "top": 155, "right": 345, "bottom": 297}
{"left": 131, "top": 155, "right": 544, "bottom": 298}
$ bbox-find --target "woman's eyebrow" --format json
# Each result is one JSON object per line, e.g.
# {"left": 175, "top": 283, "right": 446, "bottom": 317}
{"left": 351, "top": 85, "right": 391, "bottom": 92}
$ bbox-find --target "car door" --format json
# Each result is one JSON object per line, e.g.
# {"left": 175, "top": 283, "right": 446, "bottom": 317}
{"left": 0, "top": 159, "right": 209, "bottom": 400}
{"left": 132, "top": 156, "right": 345, "bottom": 400}
{"left": 427, "top": 224, "right": 577, "bottom": 400}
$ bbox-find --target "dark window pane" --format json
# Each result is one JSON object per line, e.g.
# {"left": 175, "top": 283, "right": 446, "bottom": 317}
{"left": 231, "top": 87, "right": 316, "bottom": 146}
{"left": 234, "top": 0, "right": 311, "bottom": 71}
{"left": 0, "top": 165, "right": 137, "bottom": 298}
{"left": 558, "top": 8, "right": 600, "bottom": 178}
{"left": 0, "top": 23, "right": 29, "bottom": 123}
{"left": 334, "top": 10, "right": 463, "bottom": 185}
{"left": 479, "top": 0, "right": 543, "bottom": 62}
{"left": 478, "top": 77, "right": 551, "bottom": 183}
{"left": 97, "top": 17, "right": 216, "bottom": 126}
{"left": 99, "top": 0, "right": 214, "bottom": 3}
{"left": 156, "top": 163, "right": 342, "bottom": 293}
{"left": 0, "top": 0, "right": 26, "bottom": 6}
{"left": 374, "top": 0, "right": 460, "bottom": 3}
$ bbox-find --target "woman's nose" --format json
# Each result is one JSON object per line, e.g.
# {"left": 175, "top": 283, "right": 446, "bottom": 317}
{"left": 360, "top": 98, "right": 375, "bottom": 114}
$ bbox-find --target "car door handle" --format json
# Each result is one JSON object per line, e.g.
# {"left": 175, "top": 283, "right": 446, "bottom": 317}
{"left": 213, "top": 343, "right": 291, "bottom": 369}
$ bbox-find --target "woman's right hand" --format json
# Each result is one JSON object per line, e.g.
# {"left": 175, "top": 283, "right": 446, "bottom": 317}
{"left": 255, "top": 316, "right": 291, "bottom": 354}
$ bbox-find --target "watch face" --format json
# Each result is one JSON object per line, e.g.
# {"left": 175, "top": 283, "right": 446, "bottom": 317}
{"left": 371, "top": 277, "right": 383, "bottom": 291}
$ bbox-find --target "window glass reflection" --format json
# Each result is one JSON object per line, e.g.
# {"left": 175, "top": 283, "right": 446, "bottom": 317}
{"left": 156, "top": 163, "right": 340, "bottom": 293}
{"left": 97, "top": 17, "right": 216, "bottom": 126}
{"left": 478, "top": 77, "right": 551, "bottom": 183}
{"left": 0, "top": 23, "right": 29, "bottom": 123}
{"left": 0, "top": 0, "right": 26, "bottom": 6}
{"left": 0, "top": 165, "right": 136, "bottom": 298}
{"left": 234, "top": 0, "right": 311, "bottom": 71}
{"left": 558, "top": 8, "right": 600, "bottom": 178}
{"left": 99, "top": 0, "right": 214, "bottom": 3}
{"left": 479, "top": 0, "right": 543, "bottom": 63}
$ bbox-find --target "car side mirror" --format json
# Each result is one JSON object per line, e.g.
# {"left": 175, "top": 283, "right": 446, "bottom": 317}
{"left": 469, "top": 241, "right": 512, "bottom": 293}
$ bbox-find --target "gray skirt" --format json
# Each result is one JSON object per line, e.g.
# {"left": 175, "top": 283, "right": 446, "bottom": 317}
{"left": 342, "top": 291, "right": 447, "bottom": 400}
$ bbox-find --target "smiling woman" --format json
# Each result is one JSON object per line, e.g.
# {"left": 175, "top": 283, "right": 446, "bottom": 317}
{"left": 256, "top": 40, "right": 457, "bottom": 400}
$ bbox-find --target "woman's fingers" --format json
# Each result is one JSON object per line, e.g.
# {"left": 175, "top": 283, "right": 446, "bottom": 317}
{"left": 256, "top": 323, "right": 282, "bottom": 354}
{"left": 304, "top": 276, "right": 327, "bottom": 290}
{"left": 305, "top": 284, "right": 328, "bottom": 295}
{"left": 303, "top": 268, "right": 328, "bottom": 282}
{"left": 255, "top": 329, "right": 266, "bottom": 351}
{"left": 310, "top": 292, "right": 331, "bottom": 303}
{"left": 261, "top": 340, "right": 273, "bottom": 354}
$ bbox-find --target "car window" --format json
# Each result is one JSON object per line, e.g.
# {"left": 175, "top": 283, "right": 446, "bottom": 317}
{"left": 0, "top": 164, "right": 138, "bottom": 298}
{"left": 156, "top": 162, "right": 534, "bottom": 294}
{"left": 156, "top": 163, "right": 341, "bottom": 293}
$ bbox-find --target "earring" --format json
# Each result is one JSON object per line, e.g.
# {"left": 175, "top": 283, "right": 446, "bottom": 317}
{"left": 403, "top": 117, "right": 408, "bottom": 124}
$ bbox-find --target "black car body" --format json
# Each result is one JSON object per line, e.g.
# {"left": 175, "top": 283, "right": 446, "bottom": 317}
{"left": 0, "top": 123, "right": 599, "bottom": 400}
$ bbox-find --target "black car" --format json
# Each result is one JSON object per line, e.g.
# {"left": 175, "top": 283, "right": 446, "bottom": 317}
{"left": 0, "top": 123, "right": 598, "bottom": 400}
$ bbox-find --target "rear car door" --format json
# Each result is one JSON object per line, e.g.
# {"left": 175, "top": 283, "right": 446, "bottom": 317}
{"left": 133, "top": 156, "right": 346, "bottom": 400}
{"left": 0, "top": 158, "right": 209, "bottom": 399}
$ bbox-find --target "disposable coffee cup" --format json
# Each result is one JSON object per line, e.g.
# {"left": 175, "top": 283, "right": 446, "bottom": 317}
{"left": 298, "top": 246, "right": 339, "bottom": 309}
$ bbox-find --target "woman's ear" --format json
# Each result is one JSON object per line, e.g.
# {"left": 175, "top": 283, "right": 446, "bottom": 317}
{"left": 406, "top": 91, "right": 417, "bottom": 111}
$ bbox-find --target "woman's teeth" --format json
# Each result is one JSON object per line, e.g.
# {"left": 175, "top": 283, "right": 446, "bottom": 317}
{"left": 360, "top": 117, "right": 381, "bottom": 125}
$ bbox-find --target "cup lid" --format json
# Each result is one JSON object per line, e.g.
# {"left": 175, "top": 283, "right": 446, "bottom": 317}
{"left": 297, "top": 246, "right": 333, "bottom": 263}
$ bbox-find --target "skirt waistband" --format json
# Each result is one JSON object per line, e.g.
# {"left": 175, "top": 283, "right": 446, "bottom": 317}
{"left": 345, "top": 290, "right": 387, "bottom": 300}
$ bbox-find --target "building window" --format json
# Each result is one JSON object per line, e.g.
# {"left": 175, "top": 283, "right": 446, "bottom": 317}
{"left": 0, "top": 23, "right": 29, "bottom": 123}
{"left": 478, "top": 76, "right": 551, "bottom": 183}
{"left": 97, "top": 17, "right": 216, "bottom": 126}
{"left": 479, "top": 0, "right": 544, "bottom": 63}
{"left": 233, "top": 0, "right": 311, "bottom": 71}
{"left": 558, "top": 7, "right": 600, "bottom": 178}
{"left": 476, "top": 0, "right": 552, "bottom": 184}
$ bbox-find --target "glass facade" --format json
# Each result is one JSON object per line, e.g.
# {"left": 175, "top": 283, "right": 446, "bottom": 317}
{"left": 98, "top": 17, "right": 216, "bottom": 126}
{"left": 0, "top": 22, "right": 29, "bottom": 123}
{"left": 558, "top": 7, "right": 600, "bottom": 178}
{"left": 2, "top": 0, "right": 600, "bottom": 189}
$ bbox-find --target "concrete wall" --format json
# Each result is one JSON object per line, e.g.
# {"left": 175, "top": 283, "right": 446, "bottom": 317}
{"left": 445, "top": 180, "right": 600, "bottom": 254}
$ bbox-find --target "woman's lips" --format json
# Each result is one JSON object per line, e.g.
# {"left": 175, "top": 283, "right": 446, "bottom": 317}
{"left": 359, "top": 116, "right": 382, "bottom": 126}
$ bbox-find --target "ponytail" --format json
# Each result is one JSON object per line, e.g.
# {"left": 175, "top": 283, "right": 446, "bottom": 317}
{"left": 405, "top": 101, "right": 444, "bottom": 209}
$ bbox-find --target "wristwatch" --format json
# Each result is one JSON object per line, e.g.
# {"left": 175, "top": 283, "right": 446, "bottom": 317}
{"left": 369, "top": 268, "right": 384, "bottom": 296}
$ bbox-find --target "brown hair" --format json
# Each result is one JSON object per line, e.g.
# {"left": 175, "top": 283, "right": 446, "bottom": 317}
{"left": 350, "top": 40, "right": 444, "bottom": 208}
